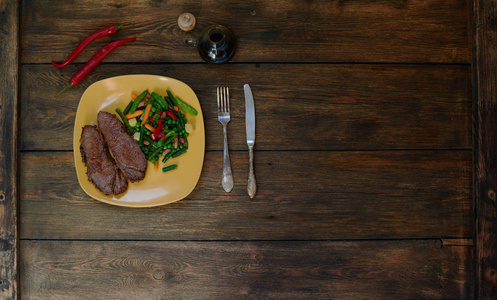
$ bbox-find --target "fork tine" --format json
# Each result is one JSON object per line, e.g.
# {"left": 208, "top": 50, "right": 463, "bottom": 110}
{"left": 223, "top": 87, "right": 226, "bottom": 111}
{"left": 217, "top": 87, "right": 220, "bottom": 111}
{"left": 226, "top": 87, "right": 229, "bottom": 112}
{"left": 221, "top": 87, "right": 225, "bottom": 112}
{"left": 217, "top": 87, "right": 231, "bottom": 113}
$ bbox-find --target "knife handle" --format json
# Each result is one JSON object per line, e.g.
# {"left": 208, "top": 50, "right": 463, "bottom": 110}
{"left": 248, "top": 146, "right": 256, "bottom": 199}
{"left": 222, "top": 125, "right": 234, "bottom": 192}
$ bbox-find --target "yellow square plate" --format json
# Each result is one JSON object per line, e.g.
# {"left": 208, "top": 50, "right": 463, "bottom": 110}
{"left": 73, "top": 75, "right": 205, "bottom": 207}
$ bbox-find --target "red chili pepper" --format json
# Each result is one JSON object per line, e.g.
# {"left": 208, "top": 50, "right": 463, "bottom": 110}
{"left": 166, "top": 111, "right": 178, "bottom": 120}
{"left": 51, "top": 23, "right": 129, "bottom": 68}
{"left": 157, "top": 132, "right": 167, "bottom": 139}
{"left": 56, "top": 37, "right": 136, "bottom": 97}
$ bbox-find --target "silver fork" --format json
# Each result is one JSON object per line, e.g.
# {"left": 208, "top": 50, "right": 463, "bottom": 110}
{"left": 217, "top": 87, "right": 234, "bottom": 192}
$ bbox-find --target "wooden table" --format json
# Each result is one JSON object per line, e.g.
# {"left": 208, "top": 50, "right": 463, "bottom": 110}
{"left": 1, "top": 0, "right": 497, "bottom": 298}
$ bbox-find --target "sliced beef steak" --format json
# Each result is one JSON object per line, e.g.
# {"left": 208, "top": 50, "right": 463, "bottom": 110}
{"left": 97, "top": 111, "right": 147, "bottom": 182}
{"left": 80, "top": 125, "right": 128, "bottom": 195}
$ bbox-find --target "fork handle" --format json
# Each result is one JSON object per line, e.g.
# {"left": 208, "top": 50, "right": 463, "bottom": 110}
{"left": 247, "top": 146, "right": 256, "bottom": 199}
{"left": 222, "top": 125, "right": 234, "bottom": 192}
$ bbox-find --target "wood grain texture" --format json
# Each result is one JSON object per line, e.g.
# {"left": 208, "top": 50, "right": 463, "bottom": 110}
{"left": 20, "top": 239, "right": 472, "bottom": 299}
{"left": 20, "top": 0, "right": 470, "bottom": 64}
{"left": 16, "top": 0, "right": 476, "bottom": 297}
{"left": 472, "top": 0, "right": 497, "bottom": 297}
{"left": 20, "top": 150, "right": 472, "bottom": 240}
{"left": 0, "top": 0, "right": 19, "bottom": 299}
{"left": 20, "top": 64, "right": 472, "bottom": 151}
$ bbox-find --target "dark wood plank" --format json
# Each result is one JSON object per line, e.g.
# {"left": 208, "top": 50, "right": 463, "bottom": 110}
{"left": 20, "top": 64, "right": 472, "bottom": 151}
{"left": 20, "top": 239, "right": 472, "bottom": 299}
{"left": 20, "top": 150, "right": 472, "bottom": 240}
{"left": 21, "top": 0, "right": 470, "bottom": 64}
{"left": 0, "top": 1, "right": 19, "bottom": 299}
{"left": 472, "top": 0, "right": 497, "bottom": 297}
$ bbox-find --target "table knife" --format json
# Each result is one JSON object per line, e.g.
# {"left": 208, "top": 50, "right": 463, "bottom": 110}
{"left": 244, "top": 84, "right": 256, "bottom": 199}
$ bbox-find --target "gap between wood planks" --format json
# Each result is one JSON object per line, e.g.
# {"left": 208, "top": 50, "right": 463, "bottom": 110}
{"left": 19, "top": 238, "right": 474, "bottom": 244}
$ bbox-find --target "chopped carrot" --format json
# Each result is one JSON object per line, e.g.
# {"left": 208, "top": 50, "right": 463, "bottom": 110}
{"left": 144, "top": 123, "right": 155, "bottom": 132}
{"left": 141, "top": 103, "right": 153, "bottom": 125}
{"left": 131, "top": 92, "right": 138, "bottom": 100}
{"left": 125, "top": 110, "right": 143, "bottom": 119}
{"left": 154, "top": 162, "right": 159, "bottom": 171}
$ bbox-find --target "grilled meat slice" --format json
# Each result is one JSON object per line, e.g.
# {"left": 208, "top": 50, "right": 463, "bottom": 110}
{"left": 80, "top": 125, "right": 128, "bottom": 195}
{"left": 97, "top": 111, "right": 147, "bottom": 182}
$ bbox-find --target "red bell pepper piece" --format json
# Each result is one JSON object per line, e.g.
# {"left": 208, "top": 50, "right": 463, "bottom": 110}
{"left": 166, "top": 111, "right": 178, "bottom": 120}
{"left": 151, "top": 132, "right": 167, "bottom": 140}
{"left": 150, "top": 120, "right": 164, "bottom": 140}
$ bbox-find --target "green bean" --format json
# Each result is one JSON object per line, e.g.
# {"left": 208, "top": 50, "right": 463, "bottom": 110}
{"left": 146, "top": 96, "right": 155, "bottom": 107}
{"left": 162, "top": 149, "right": 174, "bottom": 163}
{"left": 139, "top": 125, "right": 145, "bottom": 147}
{"left": 162, "top": 164, "right": 177, "bottom": 172}
{"left": 152, "top": 113, "right": 160, "bottom": 126}
{"left": 123, "top": 100, "right": 134, "bottom": 115}
{"left": 164, "top": 95, "right": 174, "bottom": 107}
{"left": 115, "top": 108, "right": 134, "bottom": 133}
{"left": 164, "top": 91, "right": 175, "bottom": 107}
{"left": 176, "top": 110, "right": 185, "bottom": 128}
{"left": 173, "top": 96, "right": 198, "bottom": 116}
{"left": 129, "top": 90, "right": 148, "bottom": 114}
{"left": 163, "top": 135, "right": 175, "bottom": 147}
{"left": 166, "top": 90, "right": 175, "bottom": 104}
{"left": 156, "top": 137, "right": 168, "bottom": 148}
{"left": 147, "top": 147, "right": 163, "bottom": 161}
{"left": 151, "top": 92, "right": 169, "bottom": 110}
{"left": 164, "top": 130, "right": 176, "bottom": 138}
{"left": 172, "top": 148, "right": 187, "bottom": 158}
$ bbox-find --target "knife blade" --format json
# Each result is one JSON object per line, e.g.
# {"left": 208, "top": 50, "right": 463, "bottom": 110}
{"left": 244, "top": 84, "right": 256, "bottom": 199}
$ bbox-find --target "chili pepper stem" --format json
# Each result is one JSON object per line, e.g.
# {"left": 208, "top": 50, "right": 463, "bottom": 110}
{"left": 115, "top": 22, "right": 133, "bottom": 31}
{"left": 54, "top": 83, "right": 73, "bottom": 98}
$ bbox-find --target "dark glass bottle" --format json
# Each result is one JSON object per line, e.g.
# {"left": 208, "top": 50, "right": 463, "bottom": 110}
{"left": 191, "top": 25, "right": 236, "bottom": 64}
